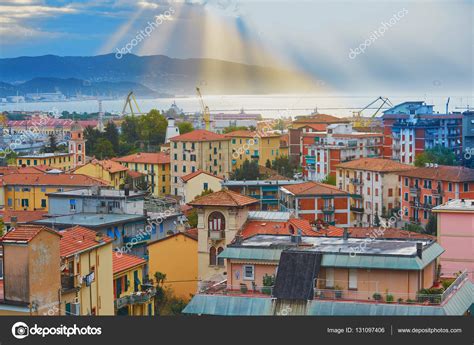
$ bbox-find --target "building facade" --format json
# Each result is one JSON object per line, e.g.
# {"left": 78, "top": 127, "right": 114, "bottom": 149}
{"left": 178, "top": 170, "right": 222, "bottom": 204}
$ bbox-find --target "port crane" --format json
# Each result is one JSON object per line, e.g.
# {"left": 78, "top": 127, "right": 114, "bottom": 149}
{"left": 122, "top": 91, "right": 144, "bottom": 116}
{"left": 352, "top": 96, "right": 393, "bottom": 128}
{"left": 196, "top": 87, "right": 211, "bottom": 130}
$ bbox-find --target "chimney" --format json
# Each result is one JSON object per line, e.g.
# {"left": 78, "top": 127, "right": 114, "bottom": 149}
{"left": 95, "top": 232, "right": 103, "bottom": 243}
{"left": 10, "top": 216, "right": 18, "bottom": 229}
{"left": 416, "top": 242, "right": 423, "bottom": 259}
{"left": 343, "top": 228, "right": 349, "bottom": 240}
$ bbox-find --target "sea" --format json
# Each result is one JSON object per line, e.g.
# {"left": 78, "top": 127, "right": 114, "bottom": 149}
{"left": 1, "top": 93, "right": 472, "bottom": 118}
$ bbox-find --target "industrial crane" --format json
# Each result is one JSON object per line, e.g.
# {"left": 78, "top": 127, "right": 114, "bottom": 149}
{"left": 196, "top": 87, "right": 211, "bottom": 130}
{"left": 352, "top": 96, "right": 393, "bottom": 128}
{"left": 122, "top": 91, "right": 144, "bottom": 116}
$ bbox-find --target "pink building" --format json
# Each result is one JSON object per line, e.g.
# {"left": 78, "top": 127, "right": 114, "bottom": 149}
{"left": 433, "top": 199, "right": 474, "bottom": 281}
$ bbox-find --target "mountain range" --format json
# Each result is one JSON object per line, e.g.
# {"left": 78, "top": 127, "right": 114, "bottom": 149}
{"left": 0, "top": 54, "right": 316, "bottom": 97}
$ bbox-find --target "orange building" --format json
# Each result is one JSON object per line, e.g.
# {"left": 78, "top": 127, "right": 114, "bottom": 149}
{"left": 399, "top": 165, "right": 474, "bottom": 226}
{"left": 279, "top": 181, "right": 351, "bottom": 227}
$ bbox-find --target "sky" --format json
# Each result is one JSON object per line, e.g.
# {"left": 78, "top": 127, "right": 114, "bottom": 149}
{"left": 0, "top": 0, "right": 473, "bottom": 93}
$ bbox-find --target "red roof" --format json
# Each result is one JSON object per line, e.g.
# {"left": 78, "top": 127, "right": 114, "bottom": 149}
{"left": 1, "top": 173, "right": 109, "bottom": 186}
{"left": 188, "top": 190, "right": 258, "bottom": 207}
{"left": 114, "top": 152, "right": 170, "bottom": 164}
{"left": 293, "top": 114, "right": 350, "bottom": 124}
{"left": 0, "top": 225, "right": 59, "bottom": 243}
{"left": 398, "top": 165, "right": 474, "bottom": 182}
{"left": 87, "top": 159, "right": 128, "bottom": 173}
{"left": 170, "top": 129, "right": 229, "bottom": 142}
{"left": 127, "top": 170, "right": 145, "bottom": 178}
{"left": 0, "top": 166, "right": 19, "bottom": 175}
{"left": 185, "top": 228, "right": 198, "bottom": 239}
{"left": 113, "top": 253, "right": 146, "bottom": 275}
{"left": 240, "top": 219, "right": 342, "bottom": 239}
{"left": 0, "top": 210, "right": 47, "bottom": 223}
{"left": 59, "top": 226, "right": 112, "bottom": 258}
{"left": 335, "top": 158, "right": 415, "bottom": 172}
{"left": 181, "top": 170, "right": 223, "bottom": 183}
{"left": 282, "top": 181, "right": 349, "bottom": 196}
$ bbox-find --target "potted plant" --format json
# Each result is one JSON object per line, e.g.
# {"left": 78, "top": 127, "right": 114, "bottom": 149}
{"left": 240, "top": 283, "right": 248, "bottom": 294}
{"left": 334, "top": 285, "right": 343, "bottom": 299}
{"left": 262, "top": 274, "right": 275, "bottom": 295}
{"left": 386, "top": 293, "right": 394, "bottom": 303}
{"left": 397, "top": 298, "right": 404, "bottom": 304}
{"left": 372, "top": 292, "right": 382, "bottom": 301}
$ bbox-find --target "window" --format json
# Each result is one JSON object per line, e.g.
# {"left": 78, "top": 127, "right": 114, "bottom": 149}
{"left": 203, "top": 182, "right": 209, "bottom": 190}
{"left": 448, "top": 183, "right": 452, "bottom": 192}
{"left": 217, "top": 247, "right": 224, "bottom": 266}
{"left": 405, "top": 177, "right": 409, "bottom": 187}
{"left": 326, "top": 268, "right": 334, "bottom": 288}
{"left": 388, "top": 188, "right": 393, "bottom": 197}
{"left": 404, "top": 192, "right": 408, "bottom": 201}
{"left": 209, "top": 246, "right": 217, "bottom": 266}
{"left": 41, "top": 199, "right": 47, "bottom": 208}
{"left": 21, "top": 199, "right": 29, "bottom": 207}
{"left": 463, "top": 183, "right": 469, "bottom": 192}
{"left": 348, "top": 269, "right": 357, "bottom": 289}
{"left": 70, "top": 199, "right": 76, "bottom": 211}
{"left": 208, "top": 211, "right": 225, "bottom": 231}
{"left": 243, "top": 265, "right": 255, "bottom": 280}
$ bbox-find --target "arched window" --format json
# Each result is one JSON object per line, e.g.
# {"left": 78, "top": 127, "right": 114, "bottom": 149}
{"left": 289, "top": 225, "right": 295, "bottom": 235}
{"left": 209, "top": 246, "right": 217, "bottom": 266}
{"left": 78, "top": 144, "right": 82, "bottom": 151}
{"left": 208, "top": 211, "right": 225, "bottom": 231}
{"left": 217, "top": 247, "right": 224, "bottom": 266}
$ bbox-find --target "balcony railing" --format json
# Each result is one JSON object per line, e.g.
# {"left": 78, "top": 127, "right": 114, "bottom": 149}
{"left": 441, "top": 270, "right": 468, "bottom": 303}
{"left": 350, "top": 205, "right": 364, "bottom": 213}
{"left": 61, "top": 274, "right": 76, "bottom": 291}
{"left": 115, "top": 286, "right": 156, "bottom": 309}
{"left": 350, "top": 178, "right": 363, "bottom": 185}
{"left": 209, "top": 230, "right": 225, "bottom": 241}
{"left": 322, "top": 206, "right": 335, "bottom": 213}
{"left": 409, "top": 187, "right": 420, "bottom": 196}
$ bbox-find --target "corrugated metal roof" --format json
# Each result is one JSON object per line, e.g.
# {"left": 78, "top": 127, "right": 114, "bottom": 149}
{"left": 248, "top": 211, "right": 291, "bottom": 221}
{"left": 219, "top": 243, "right": 444, "bottom": 270}
{"left": 182, "top": 295, "right": 273, "bottom": 315}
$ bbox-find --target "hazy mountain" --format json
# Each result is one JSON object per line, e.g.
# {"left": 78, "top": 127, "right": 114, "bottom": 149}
{"left": 0, "top": 77, "right": 164, "bottom": 98}
{"left": 0, "top": 54, "right": 316, "bottom": 95}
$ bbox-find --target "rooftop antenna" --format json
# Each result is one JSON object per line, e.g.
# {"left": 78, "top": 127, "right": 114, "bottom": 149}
{"left": 446, "top": 97, "right": 450, "bottom": 114}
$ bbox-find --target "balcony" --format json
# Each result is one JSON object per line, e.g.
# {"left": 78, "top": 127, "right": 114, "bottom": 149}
{"left": 123, "top": 232, "right": 151, "bottom": 244}
{"left": 409, "top": 187, "right": 420, "bottom": 196}
{"left": 61, "top": 274, "right": 78, "bottom": 292}
{"left": 209, "top": 230, "right": 225, "bottom": 241}
{"left": 350, "top": 205, "right": 364, "bottom": 213}
{"left": 431, "top": 189, "right": 443, "bottom": 197}
{"left": 115, "top": 286, "right": 156, "bottom": 309}
{"left": 350, "top": 178, "right": 363, "bottom": 185}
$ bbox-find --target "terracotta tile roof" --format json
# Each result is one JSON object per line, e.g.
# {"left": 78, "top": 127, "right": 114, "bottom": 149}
{"left": 331, "top": 133, "right": 382, "bottom": 138}
{"left": 335, "top": 158, "right": 415, "bottom": 172}
{"left": 0, "top": 225, "right": 59, "bottom": 243}
{"left": 1, "top": 173, "right": 109, "bottom": 186}
{"left": 398, "top": 165, "right": 474, "bottom": 182}
{"left": 188, "top": 190, "right": 258, "bottom": 207}
{"left": 89, "top": 159, "right": 128, "bottom": 173}
{"left": 299, "top": 124, "right": 328, "bottom": 131}
{"left": 59, "top": 226, "right": 112, "bottom": 258}
{"left": 113, "top": 253, "right": 146, "bottom": 275}
{"left": 224, "top": 130, "right": 255, "bottom": 138}
{"left": 127, "top": 170, "right": 145, "bottom": 178}
{"left": 114, "top": 152, "right": 170, "bottom": 164}
{"left": 19, "top": 165, "right": 57, "bottom": 173}
{"left": 147, "top": 229, "right": 198, "bottom": 246}
{"left": 185, "top": 228, "right": 198, "bottom": 240}
{"left": 240, "top": 219, "right": 342, "bottom": 239}
{"left": 282, "top": 181, "right": 349, "bottom": 196}
{"left": 170, "top": 129, "right": 229, "bottom": 142}
{"left": 181, "top": 170, "right": 223, "bottom": 183}
{"left": 293, "top": 114, "right": 350, "bottom": 124}
{"left": 0, "top": 210, "right": 47, "bottom": 223}
{"left": 0, "top": 166, "right": 19, "bottom": 175}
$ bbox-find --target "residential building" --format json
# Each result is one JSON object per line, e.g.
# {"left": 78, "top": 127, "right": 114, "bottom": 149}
{"left": 0, "top": 210, "right": 47, "bottom": 230}
{"left": 399, "top": 165, "right": 474, "bottom": 226}
{"left": 462, "top": 110, "right": 474, "bottom": 154}
{"left": 113, "top": 253, "right": 155, "bottom": 315}
{"left": 382, "top": 101, "right": 463, "bottom": 164}
{"left": 210, "top": 111, "right": 260, "bottom": 133}
{"left": 301, "top": 123, "right": 383, "bottom": 181}
{"left": 46, "top": 187, "right": 145, "bottom": 216}
{"left": 0, "top": 225, "right": 61, "bottom": 315}
{"left": 170, "top": 130, "right": 231, "bottom": 197}
{"left": 222, "top": 179, "right": 302, "bottom": 211}
{"left": 433, "top": 199, "right": 474, "bottom": 281}
{"left": 184, "top": 234, "right": 474, "bottom": 316}
{"left": 225, "top": 130, "right": 285, "bottom": 170}
{"left": 178, "top": 170, "right": 222, "bottom": 204}
{"left": 336, "top": 158, "right": 414, "bottom": 226}
{"left": 165, "top": 117, "right": 180, "bottom": 143}
{"left": 15, "top": 152, "right": 75, "bottom": 171}
{"left": 113, "top": 152, "right": 171, "bottom": 197}
{"left": 187, "top": 190, "right": 258, "bottom": 290}
{"left": 289, "top": 114, "right": 350, "bottom": 164}
{"left": 2, "top": 173, "right": 108, "bottom": 211}
{"left": 147, "top": 229, "right": 198, "bottom": 299}
{"left": 59, "top": 226, "right": 114, "bottom": 315}
{"left": 279, "top": 181, "right": 351, "bottom": 227}
{"left": 73, "top": 159, "right": 129, "bottom": 189}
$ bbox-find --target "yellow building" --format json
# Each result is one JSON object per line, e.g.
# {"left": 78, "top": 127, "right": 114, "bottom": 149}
{"left": 170, "top": 130, "right": 231, "bottom": 197}
{"left": 225, "top": 130, "right": 285, "bottom": 170}
{"left": 2, "top": 173, "right": 108, "bottom": 211}
{"left": 73, "top": 159, "right": 128, "bottom": 189}
{"left": 59, "top": 226, "right": 114, "bottom": 316}
{"left": 15, "top": 152, "right": 75, "bottom": 171}
{"left": 178, "top": 170, "right": 223, "bottom": 203}
{"left": 113, "top": 152, "right": 170, "bottom": 197}
{"left": 147, "top": 230, "right": 198, "bottom": 300}
{"left": 113, "top": 253, "right": 154, "bottom": 315}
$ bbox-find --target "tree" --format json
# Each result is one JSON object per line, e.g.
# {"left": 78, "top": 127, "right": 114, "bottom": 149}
{"left": 271, "top": 156, "right": 296, "bottom": 178}
{"left": 403, "top": 222, "right": 424, "bottom": 233}
{"left": 138, "top": 109, "right": 167, "bottom": 146}
{"left": 321, "top": 174, "right": 337, "bottom": 186}
{"left": 84, "top": 125, "right": 101, "bottom": 155}
{"left": 104, "top": 121, "right": 119, "bottom": 149}
{"left": 187, "top": 209, "right": 198, "bottom": 228}
{"left": 223, "top": 125, "right": 249, "bottom": 134}
{"left": 44, "top": 134, "right": 58, "bottom": 153}
{"left": 272, "top": 118, "right": 285, "bottom": 131}
{"left": 231, "top": 160, "right": 261, "bottom": 180}
{"left": 414, "top": 145, "right": 457, "bottom": 167}
{"left": 121, "top": 116, "right": 140, "bottom": 144}
{"left": 177, "top": 121, "right": 194, "bottom": 135}
{"left": 265, "top": 159, "right": 272, "bottom": 169}
{"left": 373, "top": 214, "right": 381, "bottom": 227}
{"left": 0, "top": 217, "right": 5, "bottom": 237}
{"left": 93, "top": 138, "right": 115, "bottom": 159}
{"left": 425, "top": 214, "right": 437, "bottom": 235}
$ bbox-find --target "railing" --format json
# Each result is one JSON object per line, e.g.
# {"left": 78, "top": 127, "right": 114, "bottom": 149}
{"left": 322, "top": 206, "right": 335, "bottom": 213}
{"left": 350, "top": 205, "right": 364, "bottom": 213}
{"left": 431, "top": 189, "right": 443, "bottom": 196}
{"left": 202, "top": 283, "right": 274, "bottom": 297}
{"left": 409, "top": 187, "right": 420, "bottom": 195}
{"left": 350, "top": 178, "right": 363, "bottom": 185}
{"left": 61, "top": 274, "right": 76, "bottom": 291}
{"left": 123, "top": 232, "right": 151, "bottom": 244}
{"left": 114, "top": 286, "right": 156, "bottom": 309}
{"left": 441, "top": 270, "right": 468, "bottom": 303}
{"left": 209, "top": 230, "right": 224, "bottom": 241}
